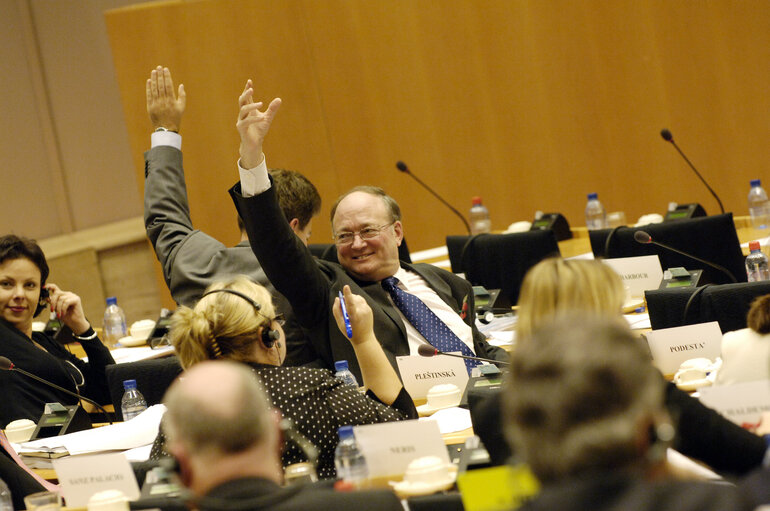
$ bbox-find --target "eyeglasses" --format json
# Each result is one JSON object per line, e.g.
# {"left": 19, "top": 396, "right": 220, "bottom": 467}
{"left": 333, "top": 222, "right": 395, "bottom": 246}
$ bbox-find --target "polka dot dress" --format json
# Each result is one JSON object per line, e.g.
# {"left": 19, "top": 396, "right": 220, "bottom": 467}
{"left": 251, "top": 363, "right": 414, "bottom": 479}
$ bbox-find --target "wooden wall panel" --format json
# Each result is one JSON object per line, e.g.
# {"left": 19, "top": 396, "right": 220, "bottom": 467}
{"left": 106, "top": 0, "right": 770, "bottom": 261}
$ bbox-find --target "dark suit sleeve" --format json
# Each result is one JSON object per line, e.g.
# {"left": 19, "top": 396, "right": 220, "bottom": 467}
{"left": 0, "top": 450, "right": 46, "bottom": 510}
{"left": 36, "top": 333, "right": 115, "bottom": 405}
{"left": 666, "top": 382, "right": 766, "bottom": 476}
{"left": 229, "top": 182, "right": 332, "bottom": 328}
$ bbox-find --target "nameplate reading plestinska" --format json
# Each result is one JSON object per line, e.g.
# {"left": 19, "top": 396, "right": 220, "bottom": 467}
{"left": 397, "top": 354, "right": 469, "bottom": 399}
{"left": 699, "top": 380, "right": 770, "bottom": 426}
{"left": 644, "top": 321, "right": 722, "bottom": 375}
{"left": 602, "top": 255, "right": 663, "bottom": 299}
{"left": 53, "top": 452, "right": 140, "bottom": 507}
{"left": 354, "top": 420, "right": 450, "bottom": 478}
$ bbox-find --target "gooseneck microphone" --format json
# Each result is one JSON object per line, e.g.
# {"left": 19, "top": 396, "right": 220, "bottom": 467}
{"left": 0, "top": 356, "right": 113, "bottom": 424}
{"left": 395, "top": 161, "right": 472, "bottom": 234}
{"left": 417, "top": 343, "right": 509, "bottom": 366}
{"left": 633, "top": 230, "right": 737, "bottom": 283}
{"left": 660, "top": 129, "right": 725, "bottom": 214}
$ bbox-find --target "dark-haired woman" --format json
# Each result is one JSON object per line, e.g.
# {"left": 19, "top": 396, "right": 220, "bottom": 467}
{"left": 716, "top": 294, "right": 770, "bottom": 385}
{"left": 0, "top": 235, "right": 114, "bottom": 428}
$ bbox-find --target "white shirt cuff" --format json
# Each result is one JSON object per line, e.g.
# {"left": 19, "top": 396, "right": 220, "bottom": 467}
{"left": 238, "top": 155, "right": 270, "bottom": 197}
{"left": 151, "top": 131, "right": 182, "bottom": 150}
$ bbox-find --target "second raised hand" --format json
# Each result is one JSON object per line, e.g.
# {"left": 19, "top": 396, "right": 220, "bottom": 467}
{"left": 237, "top": 79, "right": 281, "bottom": 169}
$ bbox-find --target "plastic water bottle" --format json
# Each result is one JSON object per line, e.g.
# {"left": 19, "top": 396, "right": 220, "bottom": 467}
{"left": 585, "top": 192, "right": 608, "bottom": 230}
{"left": 121, "top": 379, "right": 147, "bottom": 421}
{"left": 0, "top": 478, "right": 12, "bottom": 511}
{"left": 334, "top": 425, "right": 368, "bottom": 486}
{"left": 103, "top": 296, "right": 127, "bottom": 347}
{"left": 334, "top": 360, "right": 359, "bottom": 387}
{"left": 746, "top": 241, "right": 770, "bottom": 282}
{"left": 748, "top": 179, "right": 770, "bottom": 230}
{"left": 469, "top": 196, "right": 491, "bottom": 235}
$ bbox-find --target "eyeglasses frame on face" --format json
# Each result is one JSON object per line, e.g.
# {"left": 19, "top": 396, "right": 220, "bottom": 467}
{"left": 332, "top": 221, "right": 396, "bottom": 246}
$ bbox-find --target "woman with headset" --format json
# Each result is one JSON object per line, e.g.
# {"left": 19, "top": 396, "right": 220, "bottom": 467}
{"left": 154, "top": 276, "right": 417, "bottom": 479}
{"left": 0, "top": 235, "right": 115, "bottom": 428}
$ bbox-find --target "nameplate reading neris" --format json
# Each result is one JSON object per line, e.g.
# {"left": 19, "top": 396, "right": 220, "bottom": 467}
{"left": 353, "top": 420, "right": 450, "bottom": 479}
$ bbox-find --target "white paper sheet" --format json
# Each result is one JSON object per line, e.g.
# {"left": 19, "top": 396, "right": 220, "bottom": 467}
{"left": 19, "top": 404, "right": 165, "bottom": 455}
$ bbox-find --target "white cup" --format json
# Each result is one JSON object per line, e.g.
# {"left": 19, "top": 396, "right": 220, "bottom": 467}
{"left": 87, "top": 489, "right": 129, "bottom": 511}
{"left": 674, "top": 367, "right": 708, "bottom": 384}
{"left": 5, "top": 419, "right": 36, "bottom": 443}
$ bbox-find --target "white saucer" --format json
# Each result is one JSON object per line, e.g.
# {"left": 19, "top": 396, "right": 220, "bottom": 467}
{"left": 416, "top": 401, "right": 460, "bottom": 417}
{"left": 117, "top": 335, "right": 147, "bottom": 347}
{"left": 389, "top": 466, "right": 457, "bottom": 497}
{"left": 675, "top": 378, "right": 712, "bottom": 392}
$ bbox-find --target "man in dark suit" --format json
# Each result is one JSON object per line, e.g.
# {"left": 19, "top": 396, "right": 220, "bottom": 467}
{"left": 228, "top": 80, "right": 507, "bottom": 381}
{"left": 162, "top": 361, "right": 403, "bottom": 511}
{"left": 144, "top": 67, "right": 322, "bottom": 365}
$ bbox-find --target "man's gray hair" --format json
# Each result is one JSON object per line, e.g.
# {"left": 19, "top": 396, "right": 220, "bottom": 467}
{"left": 504, "top": 314, "right": 665, "bottom": 482}
{"left": 163, "top": 361, "right": 272, "bottom": 454}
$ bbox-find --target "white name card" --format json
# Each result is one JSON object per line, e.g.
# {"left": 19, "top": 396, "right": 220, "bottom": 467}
{"left": 644, "top": 321, "right": 722, "bottom": 375}
{"left": 53, "top": 452, "right": 140, "bottom": 507}
{"left": 699, "top": 380, "right": 770, "bottom": 426}
{"left": 354, "top": 420, "right": 450, "bottom": 478}
{"left": 602, "top": 255, "right": 663, "bottom": 299}
{"left": 397, "top": 354, "right": 469, "bottom": 400}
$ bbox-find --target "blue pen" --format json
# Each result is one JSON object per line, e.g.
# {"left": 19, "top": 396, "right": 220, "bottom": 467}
{"left": 338, "top": 291, "right": 353, "bottom": 339}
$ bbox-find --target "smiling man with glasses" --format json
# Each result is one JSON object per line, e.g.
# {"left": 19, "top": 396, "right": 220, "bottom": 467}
{"left": 229, "top": 80, "right": 508, "bottom": 380}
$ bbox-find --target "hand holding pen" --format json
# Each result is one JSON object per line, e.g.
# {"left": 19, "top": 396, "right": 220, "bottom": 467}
{"left": 332, "top": 285, "right": 374, "bottom": 344}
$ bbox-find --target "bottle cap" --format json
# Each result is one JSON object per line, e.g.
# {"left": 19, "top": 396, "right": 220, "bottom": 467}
{"left": 338, "top": 425, "right": 354, "bottom": 440}
{"left": 587, "top": 192, "right": 598, "bottom": 200}
{"left": 106, "top": 296, "right": 118, "bottom": 306}
{"left": 123, "top": 379, "right": 137, "bottom": 390}
{"left": 335, "top": 360, "right": 349, "bottom": 372}
{"left": 751, "top": 179, "right": 761, "bottom": 187}
{"left": 749, "top": 241, "right": 761, "bottom": 252}
{"left": 471, "top": 196, "right": 483, "bottom": 206}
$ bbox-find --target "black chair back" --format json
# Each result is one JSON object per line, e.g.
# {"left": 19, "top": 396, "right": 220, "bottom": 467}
{"left": 106, "top": 356, "right": 183, "bottom": 420}
{"left": 589, "top": 213, "right": 746, "bottom": 285}
{"left": 446, "top": 230, "right": 560, "bottom": 306}
{"left": 646, "top": 281, "right": 770, "bottom": 332}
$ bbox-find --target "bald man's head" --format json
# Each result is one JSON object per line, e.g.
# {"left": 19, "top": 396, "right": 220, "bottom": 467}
{"left": 163, "top": 361, "right": 273, "bottom": 455}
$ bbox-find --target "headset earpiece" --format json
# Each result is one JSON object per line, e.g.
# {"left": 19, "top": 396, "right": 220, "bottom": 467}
{"left": 35, "top": 287, "right": 49, "bottom": 317}
{"left": 261, "top": 327, "right": 280, "bottom": 349}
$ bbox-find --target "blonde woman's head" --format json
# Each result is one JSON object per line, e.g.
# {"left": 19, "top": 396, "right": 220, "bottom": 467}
{"left": 170, "top": 276, "right": 282, "bottom": 369}
{"left": 516, "top": 258, "right": 625, "bottom": 340}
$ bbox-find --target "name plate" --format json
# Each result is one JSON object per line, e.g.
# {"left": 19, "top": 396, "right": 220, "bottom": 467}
{"left": 644, "top": 321, "right": 722, "bottom": 375}
{"left": 699, "top": 380, "right": 770, "bottom": 426}
{"left": 53, "top": 452, "right": 140, "bottom": 507}
{"left": 602, "top": 255, "right": 663, "bottom": 299}
{"left": 397, "top": 354, "right": 469, "bottom": 399}
{"left": 354, "top": 420, "right": 450, "bottom": 478}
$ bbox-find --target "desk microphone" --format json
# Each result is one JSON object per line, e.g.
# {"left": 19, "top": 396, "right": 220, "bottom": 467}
{"left": 0, "top": 356, "right": 113, "bottom": 424}
{"left": 395, "top": 161, "right": 472, "bottom": 234}
{"left": 660, "top": 129, "right": 724, "bottom": 214}
{"left": 417, "top": 343, "right": 509, "bottom": 366}
{"left": 633, "top": 230, "right": 737, "bottom": 283}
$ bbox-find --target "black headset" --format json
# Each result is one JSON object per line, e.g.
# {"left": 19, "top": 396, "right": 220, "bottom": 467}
{"left": 200, "top": 289, "right": 280, "bottom": 349}
{"left": 35, "top": 286, "right": 49, "bottom": 317}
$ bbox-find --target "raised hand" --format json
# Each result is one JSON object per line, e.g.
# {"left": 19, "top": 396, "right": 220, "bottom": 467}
{"left": 146, "top": 66, "right": 186, "bottom": 132}
{"left": 333, "top": 285, "right": 375, "bottom": 345}
{"left": 236, "top": 79, "right": 281, "bottom": 169}
{"left": 45, "top": 284, "right": 90, "bottom": 336}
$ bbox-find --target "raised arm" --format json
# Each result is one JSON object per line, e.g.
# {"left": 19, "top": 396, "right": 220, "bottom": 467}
{"left": 333, "top": 285, "right": 404, "bottom": 405}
